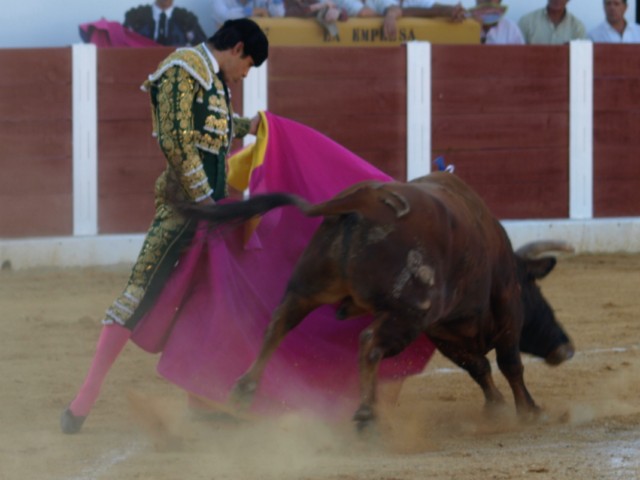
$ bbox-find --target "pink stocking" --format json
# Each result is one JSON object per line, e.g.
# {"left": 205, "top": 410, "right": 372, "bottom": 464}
{"left": 68, "top": 323, "right": 131, "bottom": 416}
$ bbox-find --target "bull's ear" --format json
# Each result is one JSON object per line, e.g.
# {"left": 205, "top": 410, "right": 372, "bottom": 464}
{"left": 525, "top": 257, "right": 557, "bottom": 279}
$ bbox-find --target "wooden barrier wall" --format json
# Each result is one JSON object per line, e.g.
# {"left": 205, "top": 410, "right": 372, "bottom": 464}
{"left": 267, "top": 47, "right": 408, "bottom": 180}
{"left": 431, "top": 45, "right": 570, "bottom": 219}
{"left": 0, "top": 45, "right": 638, "bottom": 238}
{"left": 0, "top": 48, "right": 73, "bottom": 237}
{"left": 266, "top": 45, "right": 570, "bottom": 219}
{"left": 593, "top": 44, "right": 640, "bottom": 217}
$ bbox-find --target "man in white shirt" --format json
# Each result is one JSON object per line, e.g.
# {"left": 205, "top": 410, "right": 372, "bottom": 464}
{"left": 589, "top": 0, "right": 640, "bottom": 43}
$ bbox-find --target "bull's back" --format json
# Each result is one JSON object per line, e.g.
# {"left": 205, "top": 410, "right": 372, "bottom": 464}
{"left": 410, "top": 173, "right": 511, "bottom": 253}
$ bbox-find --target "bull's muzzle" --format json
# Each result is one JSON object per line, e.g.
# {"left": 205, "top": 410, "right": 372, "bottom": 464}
{"left": 545, "top": 342, "right": 575, "bottom": 365}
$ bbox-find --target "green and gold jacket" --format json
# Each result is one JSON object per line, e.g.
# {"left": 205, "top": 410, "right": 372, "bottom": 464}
{"left": 142, "top": 43, "right": 251, "bottom": 204}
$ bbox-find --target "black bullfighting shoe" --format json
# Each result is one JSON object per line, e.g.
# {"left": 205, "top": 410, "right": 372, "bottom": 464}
{"left": 60, "top": 407, "right": 86, "bottom": 434}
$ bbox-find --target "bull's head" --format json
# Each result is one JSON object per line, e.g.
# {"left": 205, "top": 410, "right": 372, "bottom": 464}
{"left": 515, "top": 241, "right": 575, "bottom": 366}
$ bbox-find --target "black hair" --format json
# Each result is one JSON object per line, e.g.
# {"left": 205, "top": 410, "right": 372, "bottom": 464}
{"left": 208, "top": 18, "right": 269, "bottom": 67}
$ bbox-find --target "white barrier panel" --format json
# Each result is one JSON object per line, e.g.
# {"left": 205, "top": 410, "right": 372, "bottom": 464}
{"left": 406, "top": 41, "right": 432, "bottom": 180}
{"left": 72, "top": 43, "right": 98, "bottom": 236}
{"left": 569, "top": 40, "right": 594, "bottom": 220}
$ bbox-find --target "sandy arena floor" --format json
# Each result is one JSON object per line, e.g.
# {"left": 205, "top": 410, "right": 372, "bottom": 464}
{"left": 1, "top": 253, "right": 639, "bottom": 480}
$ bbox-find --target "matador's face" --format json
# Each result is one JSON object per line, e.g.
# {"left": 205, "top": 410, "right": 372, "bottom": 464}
{"left": 220, "top": 43, "right": 256, "bottom": 84}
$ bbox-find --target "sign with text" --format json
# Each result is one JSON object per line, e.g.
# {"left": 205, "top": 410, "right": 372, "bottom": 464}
{"left": 255, "top": 18, "right": 480, "bottom": 46}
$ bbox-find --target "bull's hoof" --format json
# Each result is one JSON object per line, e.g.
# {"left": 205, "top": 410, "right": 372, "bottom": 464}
{"left": 353, "top": 405, "right": 376, "bottom": 434}
{"left": 545, "top": 342, "right": 575, "bottom": 366}
{"left": 517, "top": 404, "right": 543, "bottom": 424}
{"left": 60, "top": 407, "right": 86, "bottom": 434}
{"left": 229, "top": 378, "right": 258, "bottom": 409}
{"left": 189, "top": 408, "right": 242, "bottom": 424}
{"left": 482, "top": 400, "right": 508, "bottom": 419}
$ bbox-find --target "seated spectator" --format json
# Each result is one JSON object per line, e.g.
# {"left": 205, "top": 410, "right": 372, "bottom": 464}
{"left": 589, "top": 0, "right": 640, "bottom": 43}
{"left": 284, "top": 1, "right": 349, "bottom": 37}
{"left": 316, "top": 0, "right": 399, "bottom": 39}
{"left": 124, "top": 0, "right": 206, "bottom": 46}
{"left": 285, "top": 0, "right": 346, "bottom": 19}
{"left": 285, "top": 0, "right": 399, "bottom": 38}
{"left": 213, "top": 0, "right": 285, "bottom": 31}
{"left": 468, "top": 0, "right": 524, "bottom": 44}
{"left": 380, "top": 0, "right": 469, "bottom": 40}
{"left": 400, "top": 0, "right": 467, "bottom": 23}
{"left": 518, "top": 0, "right": 587, "bottom": 44}
{"left": 344, "top": 0, "right": 466, "bottom": 40}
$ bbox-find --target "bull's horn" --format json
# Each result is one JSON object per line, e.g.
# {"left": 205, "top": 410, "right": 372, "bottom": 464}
{"left": 516, "top": 240, "right": 575, "bottom": 259}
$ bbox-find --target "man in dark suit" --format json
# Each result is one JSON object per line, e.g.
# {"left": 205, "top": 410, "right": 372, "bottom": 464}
{"left": 124, "top": 0, "right": 207, "bottom": 46}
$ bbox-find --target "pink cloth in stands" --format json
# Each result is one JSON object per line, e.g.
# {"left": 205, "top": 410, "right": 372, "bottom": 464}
{"left": 131, "top": 112, "right": 436, "bottom": 419}
{"left": 79, "top": 18, "right": 160, "bottom": 47}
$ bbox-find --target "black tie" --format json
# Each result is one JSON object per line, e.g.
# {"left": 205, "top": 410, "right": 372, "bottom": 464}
{"left": 157, "top": 12, "right": 167, "bottom": 44}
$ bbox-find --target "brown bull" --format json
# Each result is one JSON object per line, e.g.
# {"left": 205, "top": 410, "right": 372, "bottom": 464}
{"left": 183, "top": 172, "right": 574, "bottom": 430}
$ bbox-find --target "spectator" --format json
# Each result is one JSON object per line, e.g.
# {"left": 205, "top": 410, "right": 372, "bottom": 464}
{"left": 374, "top": 0, "right": 468, "bottom": 40}
{"left": 400, "top": 0, "right": 467, "bottom": 23}
{"left": 213, "top": 0, "right": 285, "bottom": 30}
{"left": 589, "top": 0, "right": 640, "bottom": 43}
{"left": 300, "top": 0, "right": 397, "bottom": 39}
{"left": 284, "top": 1, "right": 350, "bottom": 37}
{"left": 124, "top": 0, "right": 207, "bottom": 46}
{"left": 518, "top": 0, "right": 587, "bottom": 44}
{"left": 285, "top": 0, "right": 347, "bottom": 19}
{"left": 468, "top": 0, "right": 524, "bottom": 44}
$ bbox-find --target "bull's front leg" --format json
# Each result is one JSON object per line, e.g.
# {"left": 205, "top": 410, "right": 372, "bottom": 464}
{"left": 493, "top": 294, "right": 541, "bottom": 421}
{"left": 433, "top": 339, "right": 506, "bottom": 415}
{"left": 495, "top": 344, "right": 541, "bottom": 420}
{"left": 353, "top": 315, "right": 387, "bottom": 432}
{"left": 229, "top": 295, "right": 318, "bottom": 411}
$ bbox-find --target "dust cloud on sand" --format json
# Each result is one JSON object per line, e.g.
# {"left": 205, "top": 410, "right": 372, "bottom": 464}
{"left": 1, "top": 254, "right": 639, "bottom": 479}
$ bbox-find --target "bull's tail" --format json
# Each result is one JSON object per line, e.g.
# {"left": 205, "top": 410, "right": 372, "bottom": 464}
{"left": 305, "top": 181, "right": 409, "bottom": 218}
{"left": 180, "top": 181, "right": 406, "bottom": 228}
{"left": 179, "top": 193, "right": 311, "bottom": 228}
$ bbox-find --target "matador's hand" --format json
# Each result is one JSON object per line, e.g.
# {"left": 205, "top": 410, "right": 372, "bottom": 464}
{"left": 249, "top": 115, "right": 261, "bottom": 136}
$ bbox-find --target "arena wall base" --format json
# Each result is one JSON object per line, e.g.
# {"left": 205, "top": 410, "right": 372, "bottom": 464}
{"left": 0, "top": 234, "right": 145, "bottom": 270}
{"left": 503, "top": 218, "right": 640, "bottom": 255}
{"left": 2, "top": 217, "right": 639, "bottom": 270}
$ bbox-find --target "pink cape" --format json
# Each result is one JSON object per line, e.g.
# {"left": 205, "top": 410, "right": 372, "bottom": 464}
{"left": 79, "top": 18, "right": 160, "bottom": 47}
{"left": 131, "top": 112, "right": 436, "bottom": 419}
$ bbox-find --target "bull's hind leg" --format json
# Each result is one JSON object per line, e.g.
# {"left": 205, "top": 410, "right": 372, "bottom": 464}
{"left": 493, "top": 292, "right": 540, "bottom": 420}
{"left": 353, "top": 312, "right": 418, "bottom": 432}
{"left": 353, "top": 315, "right": 386, "bottom": 432}
{"left": 229, "top": 293, "right": 321, "bottom": 410}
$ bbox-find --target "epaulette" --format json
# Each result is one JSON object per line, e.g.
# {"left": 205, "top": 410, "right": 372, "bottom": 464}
{"left": 144, "top": 46, "right": 212, "bottom": 91}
